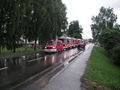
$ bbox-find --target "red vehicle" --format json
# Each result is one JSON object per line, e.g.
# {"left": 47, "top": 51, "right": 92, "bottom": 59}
{"left": 58, "top": 36, "right": 72, "bottom": 49}
{"left": 58, "top": 36, "right": 81, "bottom": 49}
{"left": 44, "top": 40, "right": 63, "bottom": 52}
{"left": 44, "top": 36, "right": 86, "bottom": 52}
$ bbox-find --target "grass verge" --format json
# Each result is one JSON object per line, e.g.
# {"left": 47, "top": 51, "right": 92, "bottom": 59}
{"left": 82, "top": 46, "right": 120, "bottom": 90}
{"left": 0, "top": 46, "right": 42, "bottom": 54}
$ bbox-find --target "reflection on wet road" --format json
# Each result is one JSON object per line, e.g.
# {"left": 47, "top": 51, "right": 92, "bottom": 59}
{"left": 0, "top": 48, "right": 79, "bottom": 90}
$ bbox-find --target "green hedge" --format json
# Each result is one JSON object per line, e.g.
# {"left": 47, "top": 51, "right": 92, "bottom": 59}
{"left": 111, "top": 43, "right": 120, "bottom": 65}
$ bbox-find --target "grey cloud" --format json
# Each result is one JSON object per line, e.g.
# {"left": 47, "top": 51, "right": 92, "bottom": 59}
{"left": 110, "top": 1, "right": 120, "bottom": 9}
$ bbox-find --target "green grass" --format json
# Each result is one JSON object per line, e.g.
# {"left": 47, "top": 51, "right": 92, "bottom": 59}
{"left": 84, "top": 46, "right": 120, "bottom": 90}
{"left": 0, "top": 46, "right": 42, "bottom": 54}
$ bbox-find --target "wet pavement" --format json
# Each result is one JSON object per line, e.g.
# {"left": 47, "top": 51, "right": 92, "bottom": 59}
{"left": 16, "top": 44, "right": 94, "bottom": 90}
{"left": 0, "top": 48, "right": 79, "bottom": 90}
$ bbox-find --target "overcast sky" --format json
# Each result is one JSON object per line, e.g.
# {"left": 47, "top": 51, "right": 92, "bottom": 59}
{"left": 62, "top": 0, "right": 120, "bottom": 39}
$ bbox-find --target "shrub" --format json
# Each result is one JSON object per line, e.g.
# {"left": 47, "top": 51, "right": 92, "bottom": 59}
{"left": 111, "top": 43, "right": 120, "bottom": 65}
{"left": 99, "top": 29, "right": 120, "bottom": 54}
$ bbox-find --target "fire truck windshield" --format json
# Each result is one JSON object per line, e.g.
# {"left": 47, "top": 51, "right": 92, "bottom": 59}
{"left": 47, "top": 41, "right": 57, "bottom": 45}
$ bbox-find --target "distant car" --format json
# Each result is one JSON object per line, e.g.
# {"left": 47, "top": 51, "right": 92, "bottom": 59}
{"left": 44, "top": 40, "right": 63, "bottom": 52}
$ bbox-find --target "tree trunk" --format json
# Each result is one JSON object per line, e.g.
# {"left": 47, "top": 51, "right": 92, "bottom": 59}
{"left": 25, "top": 39, "right": 27, "bottom": 47}
{"left": 34, "top": 39, "right": 37, "bottom": 51}
{"left": 25, "top": 38, "right": 27, "bottom": 51}
{"left": 13, "top": 39, "right": 16, "bottom": 53}
{"left": 0, "top": 46, "right": 1, "bottom": 54}
{"left": 13, "top": 45, "right": 16, "bottom": 53}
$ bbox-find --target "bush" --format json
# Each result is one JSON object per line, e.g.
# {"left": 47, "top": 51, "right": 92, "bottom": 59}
{"left": 99, "top": 29, "right": 120, "bottom": 54}
{"left": 111, "top": 43, "right": 120, "bottom": 65}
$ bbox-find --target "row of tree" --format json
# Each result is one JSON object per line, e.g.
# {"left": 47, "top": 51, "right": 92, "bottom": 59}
{"left": 0, "top": 0, "right": 68, "bottom": 53}
{"left": 91, "top": 7, "right": 120, "bottom": 65}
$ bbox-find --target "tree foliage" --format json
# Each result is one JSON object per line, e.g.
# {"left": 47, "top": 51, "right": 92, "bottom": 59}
{"left": 113, "top": 23, "right": 120, "bottom": 31}
{"left": 91, "top": 7, "right": 117, "bottom": 40}
{"left": 99, "top": 29, "right": 120, "bottom": 54}
{"left": 91, "top": 6, "right": 120, "bottom": 66}
{"left": 0, "top": 0, "right": 67, "bottom": 52}
{"left": 112, "top": 43, "right": 120, "bottom": 65}
{"left": 72, "top": 33, "right": 82, "bottom": 39}
{"left": 67, "top": 20, "right": 83, "bottom": 39}
{"left": 99, "top": 29, "right": 120, "bottom": 66}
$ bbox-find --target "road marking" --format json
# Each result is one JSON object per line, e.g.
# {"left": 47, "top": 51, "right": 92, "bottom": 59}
{"left": 0, "top": 67, "right": 8, "bottom": 71}
{"left": 27, "top": 57, "right": 43, "bottom": 62}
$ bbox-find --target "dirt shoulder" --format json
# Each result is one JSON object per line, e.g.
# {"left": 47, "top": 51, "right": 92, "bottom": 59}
{"left": 81, "top": 77, "right": 111, "bottom": 90}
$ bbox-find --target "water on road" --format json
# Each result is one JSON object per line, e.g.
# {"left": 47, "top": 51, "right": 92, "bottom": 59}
{"left": 0, "top": 48, "right": 79, "bottom": 90}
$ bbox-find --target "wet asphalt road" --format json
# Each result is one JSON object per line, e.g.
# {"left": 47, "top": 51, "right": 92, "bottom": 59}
{"left": 15, "top": 44, "right": 94, "bottom": 90}
{"left": 41, "top": 44, "right": 94, "bottom": 90}
{"left": 0, "top": 48, "right": 79, "bottom": 90}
